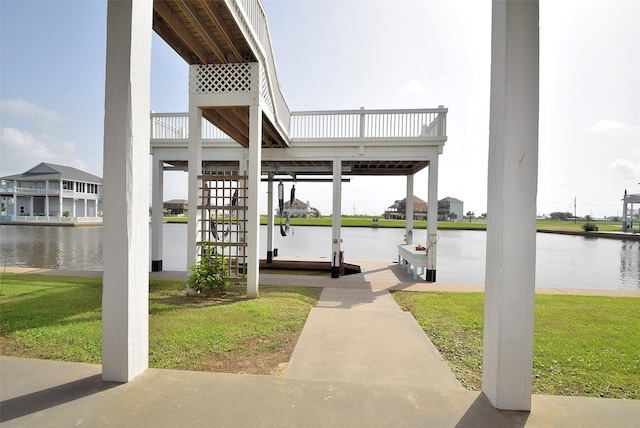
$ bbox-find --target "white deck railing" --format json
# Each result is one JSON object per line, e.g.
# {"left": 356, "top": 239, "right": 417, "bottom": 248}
{"left": 150, "top": 113, "right": 231, "bottom": 140}
{"left": 290, "top": 108, "right": 447, "bottom": 140}
{"left": 10, "top": 216, "right": 103, "bottom": 224}
{"left": 151, "top": 108, "right": 447, "bottom": 142}
{"left": 232, "top": 0, "right": 291, "bottom": 133}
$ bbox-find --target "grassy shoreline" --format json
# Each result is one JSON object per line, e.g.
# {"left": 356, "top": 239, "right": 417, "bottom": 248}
{"left": 163, "top": 216, "right": 631, "bottom": 235}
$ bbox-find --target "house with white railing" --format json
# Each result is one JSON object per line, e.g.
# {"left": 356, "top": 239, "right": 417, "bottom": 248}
{"left": 0, "top": 162, "right": 103, "bottom": 223}
{"left": 278, "top": 198, "right": 317, "bottom": 218}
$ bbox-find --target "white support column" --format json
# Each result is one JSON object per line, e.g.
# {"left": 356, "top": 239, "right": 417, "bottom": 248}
{"left": 187, "top": 107, "right": 203, "bottom": 271}
{"left": 622, "top": 190, "right": 628, "bottom": 231}
{"left": 151, "top": 154, "right": 164, "bottom": 271}
{"left": 483, "top": 0, "right": 539, "bottom": 411}
{"left": 266, "top": 174, "right": 275, "bottom": 263}
{"left": 58, "top": 179, "right": 63, "bottom": 218}
{"left": 426, "top": 157, "right": 438, "bottom": 282}
{"left": 44, "top": 184, "right": 49, "bottom": 217}
{"left": 246, "top": 104, "right": 262, "bottom": 298}
{"left": 101, "top": 0, "right": 152, "bottom": 383}
{"left": 12, "top": 187, "right": 17, "bottom": 219}
{"left": 405, "top": 175, "right": 414, "bottom": 245}
{"left": 331, "top": 159, "right": 342, "bottom": 278}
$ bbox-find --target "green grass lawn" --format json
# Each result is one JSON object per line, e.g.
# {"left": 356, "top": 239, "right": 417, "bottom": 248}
{"left": 0, "top": 274, "right": 320, "bottom": 375}
{"left": 393, "top": 291, "right": 640, "bottom": 400}
{"left": 2, "top": 274, "right": 638, "bottom": 398}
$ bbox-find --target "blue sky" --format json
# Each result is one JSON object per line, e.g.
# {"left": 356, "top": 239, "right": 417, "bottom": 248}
{"left": 1, "top": 0, "right": 639, "bottom": 218}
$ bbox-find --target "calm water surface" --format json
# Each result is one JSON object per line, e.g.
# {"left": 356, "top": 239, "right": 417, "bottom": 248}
{"left": 1, "top": 224, "right": 638, "bottom": 290}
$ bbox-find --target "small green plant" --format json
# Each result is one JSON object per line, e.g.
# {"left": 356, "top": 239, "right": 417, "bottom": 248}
{"left": 188, "top": 245, "right": 230, "bottom": 296}
{"left": 582, "top": 222, "right": 597, "bottom": 232}
{"left": 62, "top": 211, "right": 70, "bottom": 217}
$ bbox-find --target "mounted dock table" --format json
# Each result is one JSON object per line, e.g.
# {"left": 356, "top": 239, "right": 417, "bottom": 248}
{"left": 397, "top": 244, "right": 429, "bottom": 280}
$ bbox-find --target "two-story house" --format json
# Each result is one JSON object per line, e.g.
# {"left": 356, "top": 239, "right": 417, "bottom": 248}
{"left": 383, "top": 195, "right": 464, "bottom": 221}
{"left": 278, "top": 198, "right": 317, "bottom": 218}
{"left": 0, "top": 163, "right": 103, "bottom": 221}
{"left": 384, "top": 196, "right": 428, "bottom": 220}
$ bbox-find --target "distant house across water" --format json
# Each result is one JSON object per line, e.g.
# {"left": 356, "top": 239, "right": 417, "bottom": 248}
{"left": 438, "top": 197, "right": 464, "bottom": 221}
{"left": 0, "top": 162, "right": 103, "bottom": 223}
{"left": 384, "top": 196, "right": 427, "bottom": 220}
{"left": 278, "top": 198, "right": 318, "bottom": 218}
{"left": 163, "top": 199, "right": 188, "bottom": 216}
{"left": 383, "top": 195, "right": 464, "bottom": 221}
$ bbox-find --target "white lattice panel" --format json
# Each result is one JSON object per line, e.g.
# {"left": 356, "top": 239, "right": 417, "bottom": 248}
{"left": 190, "top": 63, "right": 253, "bottom": 94}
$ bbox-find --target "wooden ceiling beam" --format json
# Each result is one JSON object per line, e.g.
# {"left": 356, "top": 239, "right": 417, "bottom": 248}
{"left": 153, "top": 2, "right": 209, "bottom": 64}
{"left": 203, "top": 108, "right": 249, "bottom": 147}
{"left": 262, "top": 118, "right": 285, "bottom": 148}
{"left": 202, "top": 0, "right": 244, "bottom": 62}
{"left": 175, "top": 0, "right": 227, "bottom": 63}
{"left": 153, "top": 17, "right": 193, "bottom": 63}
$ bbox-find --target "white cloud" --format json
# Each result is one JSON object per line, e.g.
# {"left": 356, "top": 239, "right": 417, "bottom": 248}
{"left": 586, "top": 120, "right": 625, "bottom": 133}
{"left": 0, "top": 99, "right": 66, "bottom": 131}
{"left": 404, "top": 79, "right": 425, "bottom": 94}
{"left": 608, "top": 158, "right": 640, "bottom": 181}
{"left": 0, "top": 127, "right": 79, "bottom": 175}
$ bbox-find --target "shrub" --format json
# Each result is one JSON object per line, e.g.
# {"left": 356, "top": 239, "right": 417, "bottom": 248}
{"left": 582, "top": 222, "right": 597, "bottom": 232}
{"left": 188, "top": 245, "right": 230, "bottom": 296}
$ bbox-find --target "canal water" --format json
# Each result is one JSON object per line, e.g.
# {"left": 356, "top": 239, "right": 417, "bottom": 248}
{"left": 1, "top": 224, "right": 638, "bottom": 291}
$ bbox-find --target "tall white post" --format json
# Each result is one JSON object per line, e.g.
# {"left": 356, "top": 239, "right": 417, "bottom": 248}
{"left": 101, "top": 0, "right": 152, "bottom": 382}
{"left": 44, "top": 179, "right": 49, "bottom": 216}
{"left": 151, "top": 155, "right": 164, "bottom": 271}
{"left": 246, "top": 104, "right": 262, "bottom": 298}
{"left": 187, "top": 107, "right": 203, "bottom": 270}
{"left": 58, "top": 179, "right": 63, "bottom": 218}
{"left": 483, "top": 0, "right": 539, "bottom": 411}
{"left": 331, "top": 159, "right": 342, "bottom": 278}
{"left": 426, "top": 157, "right": 438, "bottom": 282}
{"left": 622, "top": 190, "right": 628, "bottom": 231}
{"left": 266, "top": 174, "right": 275, "bottom": 263}
{"left": 12, "top": 187, "right": 17, "bottom": 219}
{"left": 405, "top": 175, "right": 414, "bottom": 245}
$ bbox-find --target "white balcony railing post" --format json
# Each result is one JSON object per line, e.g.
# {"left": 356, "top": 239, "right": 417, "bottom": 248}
{"left": 151, "top": 107, "right": 447, "bottom": 143}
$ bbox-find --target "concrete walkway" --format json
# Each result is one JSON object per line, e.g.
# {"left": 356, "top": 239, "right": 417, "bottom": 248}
{"left": 1, "top": 265, "right": 639, "bottom": 426}
{"left": 285, "top": 288, "right": 462, "bottom": 390}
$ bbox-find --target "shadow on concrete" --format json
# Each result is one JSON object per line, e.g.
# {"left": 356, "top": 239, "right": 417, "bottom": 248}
{"left": 455, "top": 393, "right": 529, "bottom": 427}
{"left": 0, "top": 374, "right": 118, "bottom": 423}
{"left": 315, "top": 288, "right": 390, "bottom": 309}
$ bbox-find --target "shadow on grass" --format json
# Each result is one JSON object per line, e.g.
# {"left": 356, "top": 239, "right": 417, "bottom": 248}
{"left": 148, "top": 284, "right": 257, "bottom": 316}
{"left": 0, "top": 277, "right": 102, "bottom": 335}
{"left": 149, "top": 284, "right": 321, "bottom": 315}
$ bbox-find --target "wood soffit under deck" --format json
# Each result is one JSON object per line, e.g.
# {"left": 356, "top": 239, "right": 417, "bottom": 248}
{"left": 163, "top": 160, "right": 431, "bottom": 176}
{"left": 153, "top": 1, "right": 287, "bottom": 149}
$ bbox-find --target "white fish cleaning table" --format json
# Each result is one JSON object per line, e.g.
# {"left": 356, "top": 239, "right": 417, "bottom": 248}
{"left": 397, "top": 244, "right": 428, "bottom": 280}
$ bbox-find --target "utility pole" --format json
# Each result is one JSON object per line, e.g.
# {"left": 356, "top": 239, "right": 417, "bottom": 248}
{"left": 574, "top": 197, "right": 577, "bottom": 223}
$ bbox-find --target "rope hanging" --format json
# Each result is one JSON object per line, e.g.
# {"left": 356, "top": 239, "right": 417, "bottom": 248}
{"left": 278, "top": 181, "right": 295, "bottom": 237}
